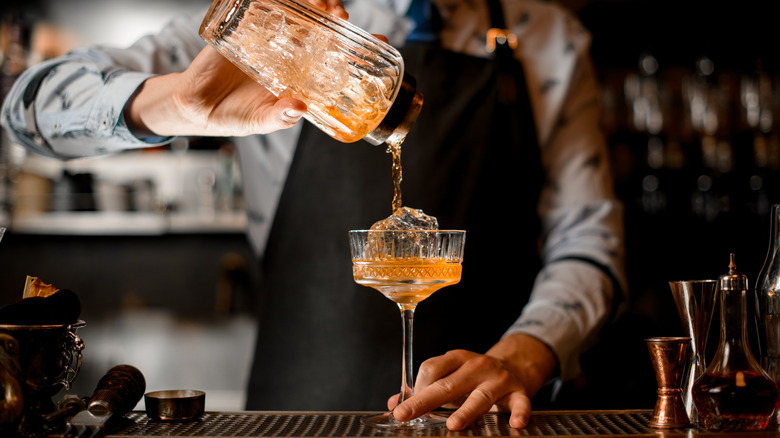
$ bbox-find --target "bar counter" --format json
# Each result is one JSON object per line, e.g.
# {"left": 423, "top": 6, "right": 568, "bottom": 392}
{"left": 90, "top": 410, "right": 780, "bottom": 437}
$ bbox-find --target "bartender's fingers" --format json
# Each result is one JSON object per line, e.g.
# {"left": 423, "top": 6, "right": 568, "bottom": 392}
{"left": 262, "top": 97, "right": 308, "bottom": 131}
{"left": 393, "top": 351, "right": 530, "bottom": 430}
{"left": 306, "top": 0, "right": 348, "bottom": 19}
{"left": 392, "top": 357, "right": 479, "bottom": 427}
{"left": 505, "top": 393, "right": 532, "bottom": 429}
{"left": 385, "top": 350, "right": 468, "bottom": 410}
{"left": 327, "top": 0, "right": 349, "bottom": 19}
{"left": 450, "top": 382, "right": 532, "bottom": 430}
{"left": 414, "top": 349, "right": 471, "bottom": 391}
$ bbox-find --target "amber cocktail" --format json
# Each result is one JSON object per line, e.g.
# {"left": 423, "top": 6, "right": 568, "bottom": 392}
{"left": 349, "top": 229, "right": 465, "bottom": 428}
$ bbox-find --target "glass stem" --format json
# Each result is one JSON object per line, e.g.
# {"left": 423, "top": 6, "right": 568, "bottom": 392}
{"left": 396, "top": 306, "right": 416, "bottom": 410}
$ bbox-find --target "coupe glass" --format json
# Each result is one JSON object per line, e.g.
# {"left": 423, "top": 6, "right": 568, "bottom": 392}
{"left": 349, "top": 229, "right": 465, "bottom": 428}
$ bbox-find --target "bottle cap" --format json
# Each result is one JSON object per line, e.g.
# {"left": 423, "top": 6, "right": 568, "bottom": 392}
{"left": 720, "top": 253, "right": 748, "bottom": 291}
{"left": 364, "top": 73, "right": 423, "bottom": 146}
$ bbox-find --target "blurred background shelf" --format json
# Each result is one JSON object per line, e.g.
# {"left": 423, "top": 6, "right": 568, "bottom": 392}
{"left": 11, "top": 210, "right": 247, "bottom": 235}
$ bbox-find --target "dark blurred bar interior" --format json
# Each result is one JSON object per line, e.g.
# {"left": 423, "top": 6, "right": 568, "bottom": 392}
{"left": 2, "top": 0, "right": 780, "bottom": 411}
{"left": 573, "top": 0, "right": 780, "bottom": 409}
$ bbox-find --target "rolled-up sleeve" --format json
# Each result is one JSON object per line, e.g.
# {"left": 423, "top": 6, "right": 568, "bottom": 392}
{"left": 504, "top": 5, "right": 627, "bottom": 381}
{"left": 1, "top": 14, "right": 205, "bottom": 159}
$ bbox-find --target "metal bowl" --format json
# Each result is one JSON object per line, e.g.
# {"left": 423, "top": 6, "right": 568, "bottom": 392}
{"left": 144, "top": 389, "right": 205, "bottom": 421}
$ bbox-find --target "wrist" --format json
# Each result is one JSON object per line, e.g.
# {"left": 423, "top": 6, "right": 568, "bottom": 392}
{"left": 123, "top": 74, "right": 183, "bottom": 138}
{"left": 487, "top": 333, "right": 558, "bottom": 398}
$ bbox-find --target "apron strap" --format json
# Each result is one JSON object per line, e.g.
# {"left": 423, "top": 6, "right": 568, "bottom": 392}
{"left": 486, "top": 0, "right": 507, "bottom": 29}
{"left": 485, "top": 0, "right": 522, "bottom": 105}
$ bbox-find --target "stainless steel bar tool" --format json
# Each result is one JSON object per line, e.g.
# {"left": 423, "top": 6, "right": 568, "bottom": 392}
{"left": 668, "top": 279, "right": 717, "bottom": 422}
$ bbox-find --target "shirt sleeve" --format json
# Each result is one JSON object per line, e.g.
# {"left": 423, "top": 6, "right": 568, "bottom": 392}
{"left": 502, "top": 2, "right": 628, "bottom": 382}
{"left": 0, "top": 10, "right": 297, "bottom": 258}
{"left": 0, "top": 14, "right": 206, "bottom": 159}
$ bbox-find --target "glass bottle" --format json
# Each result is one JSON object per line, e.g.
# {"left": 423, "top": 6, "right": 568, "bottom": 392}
{"left": 692, "top": 254, "right": 779, "bottom": 431}
{"left": 756, "top": 203, "right": 780, "bottom": 423}
{"left": 199, "top": 0, "right": 423, "bottom": 146}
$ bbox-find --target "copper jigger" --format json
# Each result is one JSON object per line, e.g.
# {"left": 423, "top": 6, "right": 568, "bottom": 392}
{"left": 669, "top": 279, "right": 717, "bottom": 422}
{"left": 646, "top": 337, "right": 691, "bottom": 429}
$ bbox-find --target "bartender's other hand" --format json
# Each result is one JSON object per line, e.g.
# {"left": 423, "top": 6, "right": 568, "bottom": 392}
{"left": 390, "top": 333, "right": 557, "bottom": 431}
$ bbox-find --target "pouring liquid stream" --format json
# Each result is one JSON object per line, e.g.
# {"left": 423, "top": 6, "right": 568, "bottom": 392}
{"left": 388, "top": 139, "right": 403, "bottom": 213}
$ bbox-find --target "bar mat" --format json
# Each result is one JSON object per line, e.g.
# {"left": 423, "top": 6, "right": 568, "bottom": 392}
{"left": 108, "top": 410, "right": 685, "bottom": 436}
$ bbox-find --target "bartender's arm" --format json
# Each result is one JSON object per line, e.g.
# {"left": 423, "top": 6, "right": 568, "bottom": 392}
{"left": 123, "top": 0, "right": 349, "bottom": 138}
{"left": 0, "top": 0, "right": 348, "bottom": 155}
{"left": 394, "top": 73, "right": 625, "bottom": 430}
{"left": 392, "top": 2, "right": 627, "bottom": 431}
{"left": 394, "top": 89, "right": 623, "bottom": 429}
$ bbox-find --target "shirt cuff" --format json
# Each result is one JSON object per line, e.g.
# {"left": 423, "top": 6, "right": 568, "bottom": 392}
{"left": 117, "top": 112, "right": 173, "bottom": 145}
{"left": 88, "top": 70, "right": 174, "bottom": 147}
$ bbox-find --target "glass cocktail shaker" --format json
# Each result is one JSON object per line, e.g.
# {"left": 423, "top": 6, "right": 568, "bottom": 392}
{"left": 199, "top": 0, "right": 423, "bottom": 146}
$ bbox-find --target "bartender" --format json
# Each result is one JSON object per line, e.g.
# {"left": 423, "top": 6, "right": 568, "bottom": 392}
{"left": 1, "top": 0, "right": 626, "bottom": 430}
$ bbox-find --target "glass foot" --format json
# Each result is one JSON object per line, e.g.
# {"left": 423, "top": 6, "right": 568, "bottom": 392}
{"left": 362, "top": 412, "right": 448, "bottom": 429}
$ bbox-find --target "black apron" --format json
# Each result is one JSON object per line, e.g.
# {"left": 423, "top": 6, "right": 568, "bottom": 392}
{"left": 246, "top": 10, "right": 543, "bottom": 410}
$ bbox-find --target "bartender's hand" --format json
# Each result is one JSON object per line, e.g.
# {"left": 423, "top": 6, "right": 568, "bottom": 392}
{"left": 124, "top": 0, "right": 349, "bottom": 138}
{"left": 390, "top": 333, "right": 557, "bottom": 431}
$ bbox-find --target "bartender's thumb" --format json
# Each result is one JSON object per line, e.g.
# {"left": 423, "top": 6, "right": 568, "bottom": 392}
{"left": 387, "top": 394, "right": 400, "bottom": 410}
{"left": 268, "top": 98, "right": 307, "bottom": 131}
